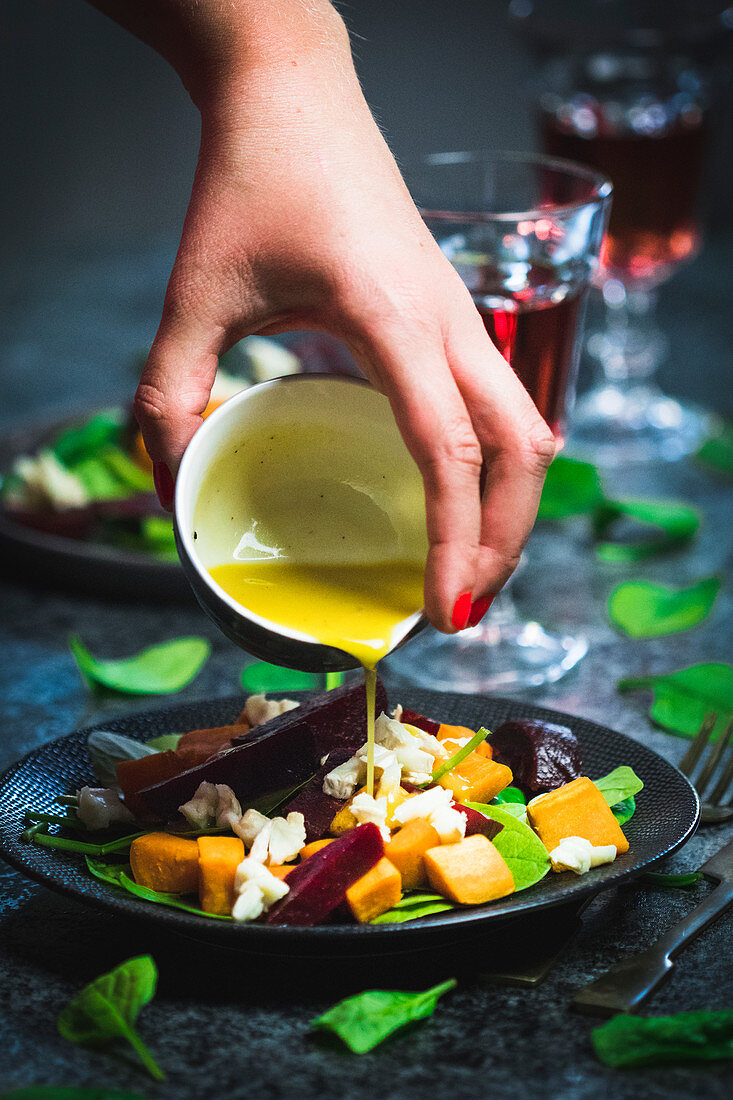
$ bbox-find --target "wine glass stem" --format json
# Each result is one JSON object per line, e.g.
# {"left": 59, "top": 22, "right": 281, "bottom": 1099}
{"left": 467, "top": 574, "right": 523, "bottom": 643}
{"left": 591, "top": 282, "right": 666, "bottom": 386}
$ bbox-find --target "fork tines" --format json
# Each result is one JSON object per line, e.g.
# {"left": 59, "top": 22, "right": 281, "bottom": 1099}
{"left": 679, "top": 712, "right": 733, "bottom": 821}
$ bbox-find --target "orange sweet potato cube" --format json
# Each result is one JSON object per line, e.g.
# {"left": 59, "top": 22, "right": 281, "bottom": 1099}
{"left": 346, "top": 857, "right": 402, "bottom": 923}
{"left": 385, "top": 818, "right": 441, "bottom": 890}
{"left": 300, "top": 838, "right": 334, "bottom": 861}
{"left": 527, "top": 777, "right": 629, "bottom": 854}
{"left": 197, "top": 836, "right": 245, "bottom": 915}
{"left": 424, "top": 835, "right": 514, "bottom": 905}
{"left": 129, "top": 832, "right": 200, "bottom": 894}
{"left": 437, "top": 723, "right": 492, "bottom": 759}
{"left": 438, "top": 753, "right": 512, "bottom": 803}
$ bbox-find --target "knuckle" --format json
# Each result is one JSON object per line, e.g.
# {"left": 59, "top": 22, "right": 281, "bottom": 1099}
{"left": 133, "top": 382, "right": 168, "bottom": 427}
{"left": 517, "top": 419, "right": 557, "bottom": 477}
{"left": 424, "top": 418, "right": 483, "bottom": 480}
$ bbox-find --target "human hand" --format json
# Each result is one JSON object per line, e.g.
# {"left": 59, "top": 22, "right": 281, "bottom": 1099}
{"left": 130, "top": 2, "right": 556, "bottom": 634}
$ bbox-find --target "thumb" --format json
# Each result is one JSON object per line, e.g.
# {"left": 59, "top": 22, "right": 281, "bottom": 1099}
{"left": 134, "top": 324, "right": 220, "bottom": 507}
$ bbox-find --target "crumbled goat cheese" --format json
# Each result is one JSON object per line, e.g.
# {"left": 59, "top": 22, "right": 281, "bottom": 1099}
{"left": 232, "top": 880, "right": 266, "bottom": 922}
{"left": 241, "top": 693, "right": 299, "bottom": 728}
{"left": 429, "top": 804, "right": 467, "bottom": 845}
{"left": 9, "top": 450, "right": 90, "bottom": 511}
{"left": 76, "top": 787, "right": 135, "bottom": 831}
{"left": 231, "top": 856, "right": 290, "bottom": 921}
{"left": 355, "top": 744, "right": 402, "bottom": 796}
{"left": 392, "top": 784, "right": 466, "bottom": 844}
{"left": 178, "top": 782, "right": 242, "bottom": 831}
{"left": 323, "top": 754, "right": 363, "bottom": 799}
{"left": 322, "top": 745, "right": 401, "bottom": 799}
{"left": 231, "top": 808, "right": 306, "bottom": 865}
{"left": 373, "top": 713, "right": 438, "bottom": 784}
{"left": 549, "top": 836, "right": 617, "bottom": 875}
{"left": 349, "top": 792, "right": 390, "bottom": 841}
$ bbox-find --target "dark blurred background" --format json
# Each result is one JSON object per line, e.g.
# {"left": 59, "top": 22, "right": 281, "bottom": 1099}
{"left": 2, "top": 0, "right": 732, "bottom": 425}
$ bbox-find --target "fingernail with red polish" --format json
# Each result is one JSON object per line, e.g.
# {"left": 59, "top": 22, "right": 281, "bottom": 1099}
{"left": 451, "top": 591, "right": 473, "bottom": 631}
{"left": 153, "top": 462, "right": 175, "bottom": 509}
{"left": 467, "top": 594, "right": 495, "bottom": 628}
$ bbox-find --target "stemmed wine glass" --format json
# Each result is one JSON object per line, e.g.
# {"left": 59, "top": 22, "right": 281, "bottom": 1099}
{"left": 385, "top": 151, "right": 611, "bottom": 693}
{"left": 515, "top": 0, "right": 731, "bottom": 464}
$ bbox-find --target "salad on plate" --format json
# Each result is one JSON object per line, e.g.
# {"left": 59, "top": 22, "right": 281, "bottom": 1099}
{"left": 21, "top": 680, "right": 643, "bottom": 927}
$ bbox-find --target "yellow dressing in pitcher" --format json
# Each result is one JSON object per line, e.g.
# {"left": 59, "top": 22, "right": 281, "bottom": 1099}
{"left": 209, "top": 559, "right": 425, "bottom": 795}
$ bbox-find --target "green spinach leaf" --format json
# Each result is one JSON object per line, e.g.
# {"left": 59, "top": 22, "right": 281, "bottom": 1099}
{"left": 144, "top": 733, "right": 182, "bottom": 752}
{"left": 643, "top": 871, "right": 703, "bottom": 888}
{"left": 592, "top": 1009, "right": 733, "bottom": 1067}
{"left": 70, "top": 635, "right": 210, "bottom": 695}
{"left": 618, "top": 662, "right": 733, "bottom": 741}
{"left": 57, "top": 956, "right": 164, "bottom": 1081}
{"left": 610, "top": 796, "right": 636, "bottom": 826}
{"left": 608, "top": 576, "right": 720, "bottom": 638}
{"left": 85, "top": 857, "right": 231, "bottom": 920}
{"left": 593, "top": 766, "right": 644, "bottom": 808}
{"left": 52, "top": 410, "right": 125, "bottom": 467}
{"left": 493, "top": 786, "right": 527, "bottom": 805}
{"left": 370, "top": 892, "right": 455, "bottom": 924}
{"left": 593, "top": 497, "right": 700, "bottom": 562}
{"left": 240, "top": 662, "right": 321, "bottom": 693}
{"left": 465, "top": 803, "right": 550, "bottom": 890}
{"left": 311, "top": 979, "right": 456, "bottom": 1053}
{"left": 537, "top": 455, "right": 605, "bottom": 520}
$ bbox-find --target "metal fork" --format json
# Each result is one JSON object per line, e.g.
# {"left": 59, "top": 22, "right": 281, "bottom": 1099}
{"left": 679, "top": 712, "right": 733, "bottom": 824}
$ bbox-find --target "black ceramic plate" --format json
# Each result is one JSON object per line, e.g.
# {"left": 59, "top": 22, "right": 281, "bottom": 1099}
{"left": 0, "top": 409, "right": 190, "bottom": 601}
{"left": 0, "top": 690, "right": 699, "bottom": 955}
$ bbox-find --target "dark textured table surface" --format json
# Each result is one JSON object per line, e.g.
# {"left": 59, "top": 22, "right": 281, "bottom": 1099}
{"left": 0, "top": 236, "right": 732, "bottom": 1098}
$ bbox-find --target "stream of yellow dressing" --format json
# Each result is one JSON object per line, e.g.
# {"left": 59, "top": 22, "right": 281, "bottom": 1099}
{"left": 209, "top": 560, "right": 425, "bottom": 795}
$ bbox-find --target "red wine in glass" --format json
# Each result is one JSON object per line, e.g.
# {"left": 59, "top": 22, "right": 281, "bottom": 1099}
{"left": 471, "top": 265, "right": 585, "bottom": 436}
{"left": 541, "top": 109, "right": 706, "bottom": 284}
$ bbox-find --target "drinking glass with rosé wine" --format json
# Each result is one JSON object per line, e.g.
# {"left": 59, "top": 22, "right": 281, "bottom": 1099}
{"left": 386, "top": 151, "right": 611, "bottom": 693}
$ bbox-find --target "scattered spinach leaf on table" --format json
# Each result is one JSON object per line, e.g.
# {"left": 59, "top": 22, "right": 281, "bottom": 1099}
{"left": 592, "top": 1009, "right": 733, "bottom": 1067}
{"left": 86, "top": 857, "right": 232, "bottom": 920}
{"left": 240, "top": 662, "right": 321, "bottom": 693}
{"left": 465, "top": 803, "right": 550, "bottom": 890}
{"left": 537, "top": 455, "right": 605, "bottom": 520}
{"left": 608, "top": 576, "right": 721, "bottom": 638}
{"left": 70, "top": 635, "right": 210, "bottom": 695}
{"left": 593, "top": 497, "right": 700, "bottom": 562}
{"left": 57, "top": 956, "right": 165, "bottom": 1081}
{"left": 311, "top": 979, "right": 457, "bottom": 1053}
{"left": 618, "top": 662, "right": 733, "bottom": 741}
{"left": 643, "top": 871, "right": 703, "bottom": 888}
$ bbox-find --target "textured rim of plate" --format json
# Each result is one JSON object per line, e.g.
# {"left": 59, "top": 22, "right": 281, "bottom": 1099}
{"left": 0, "top": 691, "right": 700, "bottom": 952}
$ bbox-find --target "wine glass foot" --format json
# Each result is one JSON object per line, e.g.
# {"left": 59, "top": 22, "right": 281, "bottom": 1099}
{"left": 568, "top": 383, "right": 709, "bottom": 466}
{"left": 385, "top": 622, "right": 588, "bottom": 694}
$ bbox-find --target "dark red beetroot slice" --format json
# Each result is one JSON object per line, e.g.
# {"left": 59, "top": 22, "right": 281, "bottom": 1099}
{"left": 457, "top": 804, "right": 504, "bottom": 842}
{"left": 138, "top": 678, "right": 387, "bottom": 820}
{"left": 399, "top": 709, "right": 441, "bottom": 736}
{"left": 232, "top": 677, "right": 387, "bottom": 758}
{"left": 280, "top": 748, "right": 354, "bottom": 842}
{"left": 266, "top": 823, "right": 384, "bottom": 926}
{"left": 488, "top": 719, "right": 581, "bottom": 796}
